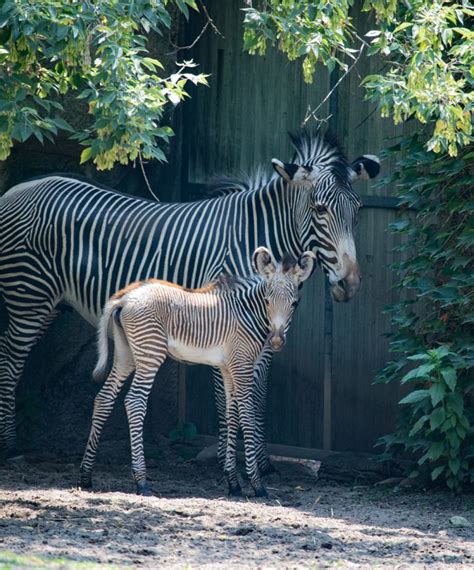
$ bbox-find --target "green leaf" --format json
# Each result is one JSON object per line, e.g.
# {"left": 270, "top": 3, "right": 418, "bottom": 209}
{"left": 168, "top": 428, "right": 182, "bottom": 443}
{"left": 399, "top": 389, "right": 429, "bottom": 405}
{"left": 182, "top": 422, "right": 197, "bottom": 441}
{"left": 429, "top": 383, "right": 446, "bottom": 407}
{"left": 426, "top": 441, "right": 444, "bottom": 462}
{"left": 448, "top": 457, "right": 461, "bottom": 475}
{"left": 80, "top": 147, "right": 92, "bottom": 164}
{"left": 406, "top": 353, "right": 431, "bottom": 361}
{"left": 441, "top": 368, "right": 457, "bottom": 391}
{"left": 431, "top": 465, "right": 445, "bottom": 481}
{"left": 409, "top": 415, "right": 429, "bottom": 436}
{"left": 429, "top": 407, "right": 446, "bottom": 431}
{"left": 401, "top": 363, "right": 435, "bottom": 383}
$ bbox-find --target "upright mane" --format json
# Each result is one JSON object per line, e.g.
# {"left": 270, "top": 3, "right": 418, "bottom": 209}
{"left": 289, "top": 130, "right": 350, "bottom": 180}
{"left": 210, "top": 167, "right": 275, "bottom": 197}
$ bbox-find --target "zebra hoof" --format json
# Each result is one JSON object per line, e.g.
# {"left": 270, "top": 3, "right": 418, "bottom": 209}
{"left": 254, "top": 485, "right": 268, "bottom": 498}
{"left": 260, "top": 462, "right": 279, "bottom": 478}
{"left": 0, "top": 447, "right": 23, "bottom": 464}
{"left": 79, "top": 475, "right": 93, "bottom": 490}
{"left": 228, "top": 485, "right": 242, "bottom": 497}
{"left": 136, "top": 482, "right": 153, "bottom": 496}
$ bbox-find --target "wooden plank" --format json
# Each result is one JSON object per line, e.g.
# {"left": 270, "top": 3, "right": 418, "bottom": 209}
{"left": 180, "top": 0, "right": 410, "bottom": 453}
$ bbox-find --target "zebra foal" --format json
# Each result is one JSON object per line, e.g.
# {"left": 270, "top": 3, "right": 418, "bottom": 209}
{"left": 80, "top": 247, "right": 315, "bottom": 497}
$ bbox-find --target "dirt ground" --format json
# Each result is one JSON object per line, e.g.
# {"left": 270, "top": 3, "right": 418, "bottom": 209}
{"left": 0, "top": 439, "right": 473, "bottom": 569}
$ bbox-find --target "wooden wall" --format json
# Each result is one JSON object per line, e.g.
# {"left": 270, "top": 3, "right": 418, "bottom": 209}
{"left": 179, "top": 1, "right": 408, "bottom": 452}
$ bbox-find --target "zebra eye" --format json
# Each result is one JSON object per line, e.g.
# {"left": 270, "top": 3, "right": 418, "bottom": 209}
{"left": 291, "top": 300, "right": 299, "bottom": 308}
{"left": 316, "top": 205, "right": 327, "bottom": 214}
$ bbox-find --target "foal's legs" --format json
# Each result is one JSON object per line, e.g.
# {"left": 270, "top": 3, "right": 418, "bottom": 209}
{"left": 80, "top": 360, "right": 133, "bottom": 488}
{"left": 124, "top": 328, "right": 167, "bottom": 496}
{"left": 224, "top": 363, "right": 266, "bottom": 497}
{"left": 220, "top": 367, "right": 241, "bottom": 496}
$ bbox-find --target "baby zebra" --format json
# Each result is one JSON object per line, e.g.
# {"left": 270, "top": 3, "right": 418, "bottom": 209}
{"left": 80, "top": 247, "right": 315, "bottom": 497}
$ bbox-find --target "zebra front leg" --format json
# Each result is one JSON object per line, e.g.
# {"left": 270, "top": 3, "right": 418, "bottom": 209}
{"left": 80, "top": 363, "right": 132, "bottom": 489}
{"left": 0, "top": 304, "right": 59, "bottom": 460}
{"left": 212, "top": 367, "right": 228, "bottom": 470}
{"left": 233, "top": 365, "right": 267, "bottom": 498}
{"left": 253, "top": 348, "right": 276, "bottom": 477}
{"left": 219, "top": 367, "right": 241, "bottom": 496}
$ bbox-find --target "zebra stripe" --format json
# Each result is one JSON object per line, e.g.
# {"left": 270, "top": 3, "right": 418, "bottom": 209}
{"left": 0, "top": 131, "right": 379, "bottom": 467}
{"left": 80, "top": 248, "right": 315, "bottom": 497}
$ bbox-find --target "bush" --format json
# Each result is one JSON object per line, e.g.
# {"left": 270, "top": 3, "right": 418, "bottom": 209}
{"left": 377, "top": 134, "right": 474, "bottom": 491}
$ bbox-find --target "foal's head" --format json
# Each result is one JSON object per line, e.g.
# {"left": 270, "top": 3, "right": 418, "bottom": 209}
{"left": 252, "top": 247, "right": 315, "bottom": 351}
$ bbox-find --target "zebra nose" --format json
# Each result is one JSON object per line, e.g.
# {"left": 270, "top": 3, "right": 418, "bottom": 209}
{"left": 270, "top": 334, "right": 286, "bottom": 352}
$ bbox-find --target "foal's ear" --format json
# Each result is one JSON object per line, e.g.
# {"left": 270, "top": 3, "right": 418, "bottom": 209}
{"left": 253, "top": 247, "right": 277, "bottom": 279}
{"left": 294, "top": 251, "right": 316, "bottom": 284}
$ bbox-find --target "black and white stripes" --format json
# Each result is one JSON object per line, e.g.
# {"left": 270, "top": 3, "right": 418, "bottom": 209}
{"left": 80, "top": 248, "right": 315, "bottom": 496}
{"left": 0, "top": 131, "right": 380, "bottom": 466}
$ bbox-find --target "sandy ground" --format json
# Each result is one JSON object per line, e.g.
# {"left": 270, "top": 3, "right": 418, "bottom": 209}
{"left": 0, "top": 440, "right": 473, "bottom": 569}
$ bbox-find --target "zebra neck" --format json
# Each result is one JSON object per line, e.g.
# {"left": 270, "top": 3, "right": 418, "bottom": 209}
{"left": 225, "top": 181, "right": 311, "bottom": 275}
{"left": 230, "top": 278, "right": 269, "bottom": 337}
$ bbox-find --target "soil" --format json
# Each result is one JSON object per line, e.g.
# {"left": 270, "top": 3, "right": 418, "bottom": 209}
{"left": 0, "top": 439, "right": 473, "bottom": 569}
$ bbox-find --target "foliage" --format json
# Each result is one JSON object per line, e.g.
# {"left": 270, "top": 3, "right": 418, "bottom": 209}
{"left": 0, "top": 0, "right": 207, "bottom": 169}
{"left": 242, "top": 1, "right": 473, "bottom": 156}
{"left": 243, "top": 0, "right": 473, "bottom": 491}
{"left": 169, "top": 421, "right": 197, "bottom": 443}
{"left": 376, "top": 134, "right": 474, "bottom": 491}
{"left": 243, "top": 0, "right": 356, "bottom": 77}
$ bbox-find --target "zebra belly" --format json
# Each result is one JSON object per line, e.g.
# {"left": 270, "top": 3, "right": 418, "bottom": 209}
{"left": 167, "top": 337, "right": 225, "bottom": 367}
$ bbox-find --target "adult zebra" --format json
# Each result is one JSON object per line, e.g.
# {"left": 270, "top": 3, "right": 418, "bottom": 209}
{"left": 0, "top": 131, "right": 380, "bottom": 468}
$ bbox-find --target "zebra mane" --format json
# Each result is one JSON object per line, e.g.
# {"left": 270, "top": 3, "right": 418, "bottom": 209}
{"left": 209, "top": 167, "right": 276, "bottom": 197}
{"left": 289, "top": 130, "right": 350, "bottom": 179}
{"left": 209, "top": 274, "right": 250, "bottom": 291}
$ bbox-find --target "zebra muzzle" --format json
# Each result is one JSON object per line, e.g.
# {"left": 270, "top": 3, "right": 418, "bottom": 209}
{"left": 269, "top": 333, "right": 286, "bottom": 352}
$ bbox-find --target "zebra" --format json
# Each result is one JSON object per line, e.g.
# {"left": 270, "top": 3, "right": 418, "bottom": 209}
{"left": 0, "top": 130, "right": 380, "bottom": 468}
{"left": 80, "top": 247, "right": 315, "bottom": 497}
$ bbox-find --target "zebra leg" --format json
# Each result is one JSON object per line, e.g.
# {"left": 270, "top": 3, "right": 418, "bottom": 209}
{"left": 124, "top": 352, "right": 166, "bottom": 497}
{"left": 211, "top": 367, "right": 228, "bottom": 470}
{"left": 253, "top": 348, "right": 276, "bottom": 477}
{"left": 80, "top": 362, "right": 133, "bottom": 489}
{"left": 233, "top": 365, "right": 267, "bottom": 498}
{"left": 220, "top": 367, "right": 241, "bottom": 496}
{"left": 0, "top": 304, "right": 59, "bottom": 460}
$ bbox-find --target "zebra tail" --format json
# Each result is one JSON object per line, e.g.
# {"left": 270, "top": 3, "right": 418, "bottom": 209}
{"left": 93, "top": 300, "right": 121, "bottom": 382}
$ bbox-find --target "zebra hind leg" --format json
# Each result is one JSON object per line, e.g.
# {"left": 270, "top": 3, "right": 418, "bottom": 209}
{"left": 124, "top": 349, "right": 166, "bottom": 496}
{"left": 80, "top": 362, "right": 133, "bottom": 490}
{"left": 0, "top": 303, "right": 60, "bottom": 461}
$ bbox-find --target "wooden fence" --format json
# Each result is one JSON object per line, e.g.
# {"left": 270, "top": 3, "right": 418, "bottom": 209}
{"left": 174, "top": 0, "right": 409, "bottom": 453}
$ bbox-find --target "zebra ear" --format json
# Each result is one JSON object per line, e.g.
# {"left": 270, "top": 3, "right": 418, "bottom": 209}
{"left": 294, "top": 251, "right": 316, "bottom": 284}
{"left": 349, "top": 155, "right": 380, "bottom": 182}
{"left": 272, "top": 158, "right": 298, "bottom": 182}
{"left": 253, "top": 247, "right": 277, "bottom": 279}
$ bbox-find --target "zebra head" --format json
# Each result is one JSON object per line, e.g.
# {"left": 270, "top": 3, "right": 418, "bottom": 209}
{"left": 272, "top": 131, "right": 380, "bottom": 303}
{"left": 253, "top": 247, "right": 316, "bottom": 352}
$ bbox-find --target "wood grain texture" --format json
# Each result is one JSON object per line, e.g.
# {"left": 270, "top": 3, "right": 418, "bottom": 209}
{"left": 180, "top": 0, "right": 409, "bottom": 452}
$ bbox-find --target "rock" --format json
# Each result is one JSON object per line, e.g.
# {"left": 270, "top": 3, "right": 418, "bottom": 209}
{"left": 196, "top": 443, "right": 218, "bottom": 461}
{"left": 233, "top": 525, "right": 255, "bottom": 536}
{"left": 449, "top": 516, "right": 471, "bottom": 528}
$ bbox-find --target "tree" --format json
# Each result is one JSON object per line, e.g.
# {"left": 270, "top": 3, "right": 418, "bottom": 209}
{"left": 0, "top": 0, "right": 207, "bottom": 169}
{"left": 242, "top": 0, "right": 472, "bottom": 156}
{"left": 242, "top": 0, "right": 473, "bottom": 490}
